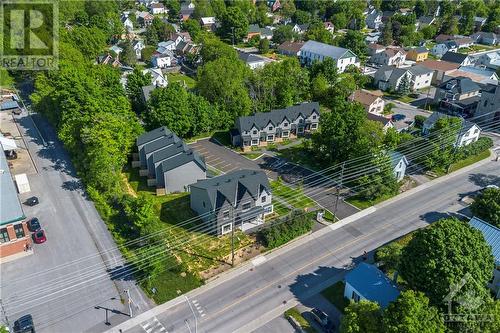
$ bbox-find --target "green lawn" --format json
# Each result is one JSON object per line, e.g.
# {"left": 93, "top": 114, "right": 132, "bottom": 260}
{"left": 321, "top": 281, "right": 350, "bottom": 314}
{"left": 270, "top": 180, "right": 316, "bottom": 211}
{"left": 167, "top": 73, "right": 196, "bottom": 89}
{"left": 346, "top": 192, "right": 397, "bottom": 210}
{"left": 284, "top": 308, "right": 316, "bottom": 333}
{"left": 277, "top": 144, "right": 323, "bottom": 171}
{"left": 272, "top": 200, "right": 290, "bottom": 216}
{"left": 449, "top": 149, "right": 491, "bottom": 173}
{"left": 241, "top": 152, "right": 262, "bottom": 160}
{"left": 122, "top": 166, "right": 254, "bottom": 302}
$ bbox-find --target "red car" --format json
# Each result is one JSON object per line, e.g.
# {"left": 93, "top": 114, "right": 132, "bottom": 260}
{"left": 33, "top": 230, "right": 46, "bottom": 244}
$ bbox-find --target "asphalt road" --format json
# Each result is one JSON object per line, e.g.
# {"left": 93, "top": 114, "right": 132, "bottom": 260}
{"left": 0, "top": 110, "right": 152, "bottom": 333}
{"left": 112, "top": 158, "right": 500, "bottom": 333}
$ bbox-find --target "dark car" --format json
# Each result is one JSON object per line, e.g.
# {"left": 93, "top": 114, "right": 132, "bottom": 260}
{"left": 25, "top": 197, "right": 39, "bottom": 206}
{"left": 32, "top": 230, "right": 46, "bottom": 244}
{"left": 391, "top": 114, "right": 407, "bottom": 122}
{"left": 311, "top": 308, "right": 329, "bottom": 326}
{"left": 13, "top": 314, "right": 35, "bottom": 333}
{"left": 27, "top": 218, "right": 41, "bottom": 232}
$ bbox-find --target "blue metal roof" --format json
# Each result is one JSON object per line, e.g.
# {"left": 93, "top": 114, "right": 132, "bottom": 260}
{"left": 0, "top": 143, "right": 25, "bottom": 225}
{"left": 0, "top": 100, "right": 19, "bottom": 110}
{"left": 469, "top": 217, "right": 500, "bottom": 266}
{"left": 345, "top": 263, "right": 400, "bottom": 308}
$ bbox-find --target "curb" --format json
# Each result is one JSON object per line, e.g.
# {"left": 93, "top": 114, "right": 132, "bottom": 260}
{"left": 105, "top": 150, "right": 495, "bottom": 333}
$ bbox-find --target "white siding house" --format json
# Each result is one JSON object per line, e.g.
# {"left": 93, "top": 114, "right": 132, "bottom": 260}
{"left": 299, "top": 40, "right": 359, "bottom": 73}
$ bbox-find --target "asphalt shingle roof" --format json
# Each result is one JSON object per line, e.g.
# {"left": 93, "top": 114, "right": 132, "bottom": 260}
{"left": 423, "top": 112, "right": 479, "bottom": 134}
{"left": 191, "top": 170, "right": 270, "bottom": 209}
{"left": 0, "top": 100, "right": 20, "bottom": 110}
{"left": 137, "top": 126, "right": 172, "bottom": 146}
{"left": 408, "top": 64, "right": 434, "bottom": 76}
{"left": 345, "top": 263, "right": 400, "bottom": 308}
{"left": 441, "top": 51, "right": 469, "bottom": 64}
{"left": 438, "top": 76, "right": 481, "bottom": 94}
{"left": 300, "top": 40, "right": 356, "bottom": 60}
{"left": 236, "top": 102, "right": 320, "bottom": 132}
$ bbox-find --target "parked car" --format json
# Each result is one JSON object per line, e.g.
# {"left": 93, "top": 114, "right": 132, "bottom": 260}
{"left": 13, "top": 314, "right": 35, "bottom": 333}
{"left": 25, "top": 197, "right": 39, "bottom": 206}
{"left": 27, "top": 218, "right": 41, "bottom": 232}
{"left": 32, "top": 230, "right": 46, "bottom": 244}
{"left": 391, "top": 114, "right": 407, "bottom": 122}
{"left": 5, "top": 150, "right": 18, "bottom": 160}
{"left": 311, "top": 308, "right": 334, "bottom": 332}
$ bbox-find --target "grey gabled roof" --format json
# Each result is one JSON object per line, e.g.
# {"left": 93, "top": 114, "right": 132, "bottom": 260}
{"left": 423, "top": 112, "right": 480, "bottom": 134}
{"left": 0, "top": 143, "right": 25, "bottom": 225}
{"left": 300, "top": 40, "right": 356, "bottom": 60}
{"left": 438, "top": 76, "right": 481, "bottom": 94}
{"left": 408, "top": 64, "right": 434, "bottom": 76}
{"left": 441, "top": 51, "right": 469, "bottom": 64}
{"left": 238, "top": 51, "right": 265, "bottom": 64}
{"left": 137, "top": 126, "right": 171, "bottom": 146}
{"left": 160, "top": 149, "right": 205, "bottom": 173}
{"left": 141, "top": 85, "right": 155, "bottom": 103}
{"left": 143, "top": 133, "right": 181, "bottom": 155}
{"left": 236, "top": 102, "right": 320, "bottom": 132}
{"left": 191, "top": 170, "right": 269, "bottom": 209}
{"left": 152, "top": 141, "right": 190, "bottom": 164}
{"left": 388, "top": 151, "right": 408, "bottom": 169}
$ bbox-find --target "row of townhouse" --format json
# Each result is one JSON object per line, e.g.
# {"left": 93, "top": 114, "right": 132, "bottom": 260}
{"left": 230, "top": 102, "right": 320, "bottom": 151}
{"left": 133, "top": 127, "right": 206, "bottom": 195}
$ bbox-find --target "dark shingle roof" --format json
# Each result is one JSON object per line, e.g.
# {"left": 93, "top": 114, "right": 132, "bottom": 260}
{"left": 438, "top": 77, "right": 481, "bottom": 94}
{"left": 300, "top": 40, "right": 356, "bottom": 60}
{"left": 423, "top": 112, "right": 479, "bottom": 134}
{"left": 440, "top": 51, "right": 469, "bottom": 64}
{"left": 367, "top": 113, "right": 392, "bottom": 126}
{"left": 152, "top": 141, "right": 190, "bottom": 164}
{"left": 408, "top": 64, "right": 434, "bottom": 76}
{"left": 143, "top": 133, "right": 181, "bottom": 154}
{"left": 137, "top": 126, "right": 171, "bottom": 146}
{"left": 191, "top": 170, "right": 270, "bottom": 209}
{"left": 236, "top": 102, "right": 320, "bottom": 132}
{"left": 161, "top": 149, "right": 205, "bottom": 173}
{"left": 238, "top": 51, "right": 264, "bottom": 64}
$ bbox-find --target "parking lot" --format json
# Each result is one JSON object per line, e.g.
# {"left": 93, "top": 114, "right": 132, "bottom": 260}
{"left": 189, "top": 139, "right": 359, "bottom": 220}
{"left": 0, "top": 111, "right": 132, "bottom": 332}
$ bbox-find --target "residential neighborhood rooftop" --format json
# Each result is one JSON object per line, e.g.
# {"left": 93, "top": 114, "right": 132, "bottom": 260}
{"left": 469, "top": 217, "right": 500, "bottom": 265}
{"left": 301, "top": 40, "right": 355, "bottom": 59}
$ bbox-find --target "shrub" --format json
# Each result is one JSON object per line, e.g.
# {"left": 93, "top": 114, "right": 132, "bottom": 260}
{"left": 456, "top": 137, "right": 493, "bottom": 160}
{"left": 259, "top": 211, "right": 314, "bottom": 249}
{"left": 414, "top": 115, "right": 426, "bottom": 128}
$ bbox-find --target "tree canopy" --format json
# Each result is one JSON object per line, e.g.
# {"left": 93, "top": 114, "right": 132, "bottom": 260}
{"left": 399, "top": 218, "right": 494, "bottom": 306}
{"left": 470, "top": 188, "right": 500, "bottom": 227}
{"left": 340, "top": 300, "right": 383, "bottom": 333}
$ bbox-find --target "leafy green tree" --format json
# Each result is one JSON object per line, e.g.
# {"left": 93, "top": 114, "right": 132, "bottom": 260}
{"left": 331, "top": 12, "right": 349, "bottom": 29}
{"left": 280, "top": 0, "right": 296, "bottom": 18}
{"left": 380, "top": 20, "right": 394, "bottom": 46}
{"left": 311, "top": 74, "right": 329, "bottom": 101}
{"left": 166, "top": 0, "right": 181, "bottom": 21}
{"left": 272, "top": 25, "right": 295, "bottom": 44}
{"left": 182, "top": 19, "right": 203, "bottom": 42}
{"left": 383, "top": 291, "right": 445, "bottom": 333}
{"left": 258, "top": 38, "right": 270, "bottom": 54}
{"left": 420, "top": 25, "right": 437, "bottom": 40}
{"left": 375, "top": 240, "right": 403, "bottom": 271}
{"left": 145, "top": 83, "right": 193, "bottom": 137}
{"left": 141, "top": 46, "right": 156, "bottom": 63}
{"left": 219, "top": 6, "right": 249, "bottom": 42}
{"left": 399, "top": 218, "right": 495, "bottom": 306}
{"left": 123, "top": 195, "right": 158, "bottom": 231}
{"left": 0, "top": 68, "right": 14, "bottom": 88}
{"left": 337, "top": 30, "right": 367, "bottom": 60}
{"left": 63, "top": 26, "right": 107, "bottom": 59}
{"left": 120, "top": 40, "right": 137, "bottom": 66}
{"left": 398, "top": 73, "right": 411, "bottom": 95}
{"left": 197, "top": 57, "right": 251, "bottom": 118}
{"left": 470, "top": 188, "right": 500, "bottom": 227}
{"left": 356, "top": 151, "right": 399, "bottom": 202}
{"left": 305, "top": 20, "right": 334, "bottom": 44}
{"left": 126, "top": 68, "right": 152, "bottom": 114}
{"left": 248, "top": 57, "right": 310, "bottom": 112}
{"left": 199, "top": 34, "right": 238, "bottom": 63}
{"left": 312, "top": 102, "right": 383, "bottom": 164}
{"left": 255, "top": 3, "right": 272, "bottom": 27}
{"left": 414, "top": 0, "right": 428, "bottom": 18}
{"left": 292, "top": 9, "right": 311, "bottom": 24}
{"left": 340, "top": 300, "right": 383, "bottom": 333}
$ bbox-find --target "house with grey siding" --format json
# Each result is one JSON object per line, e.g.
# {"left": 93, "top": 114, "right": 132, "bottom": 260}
{"left": 230, "top": 102, "right": 320, "bottom": 151}
{"left": 133, "top": 127, "right": 206, "bottom": 195}
{"left": 389, "top": 151, "right": 408, "bottom": 182}
{"left": 190, "top": 170, "right": 273, "bottom": 235}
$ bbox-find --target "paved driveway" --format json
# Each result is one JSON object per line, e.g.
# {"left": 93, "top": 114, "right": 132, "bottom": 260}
{"left": 189, "top": 138, "right": 278, "bottom": 179}
{"left": 0, "top": 111, "right": 151, "bottom": 333}
{"left": 384, "top": 100, "right": 432, "bottom": 131}
{"left": 256, "top": 155, "right": 359, "bottom": 220}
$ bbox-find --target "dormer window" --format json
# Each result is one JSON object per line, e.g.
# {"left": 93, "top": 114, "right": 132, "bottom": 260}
{"left": 312, "top": 115, "right": 317, "bottom": 120}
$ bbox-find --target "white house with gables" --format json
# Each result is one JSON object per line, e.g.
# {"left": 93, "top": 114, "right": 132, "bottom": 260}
{"left": 299, "top": 40, "right": 359, "bottom": 73}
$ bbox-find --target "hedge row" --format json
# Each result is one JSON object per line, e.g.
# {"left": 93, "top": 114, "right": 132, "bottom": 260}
{"left": 259, "top": 211, "right": 314, "bottom": 249}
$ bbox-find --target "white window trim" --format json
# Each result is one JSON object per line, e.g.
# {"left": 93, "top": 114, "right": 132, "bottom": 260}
{"left": 311, "top": 123, "right": 318, "bottom": 129}
{"left": 297, "top": 127, "right": 304, "bottom": 133}
{"left": 282, "top": 131, "right": 289, "bottom": 138}
{"left": 221, "top": 223, "right": 232, "bottom": 235}
{"left": 251, "top": 139, "right": 259, "bottom": 146}
{"left": 222, "top": 210, "right": 230, "bottom": 220}
{"left": 267, "top": 135, "right": 275, "bottom": 142}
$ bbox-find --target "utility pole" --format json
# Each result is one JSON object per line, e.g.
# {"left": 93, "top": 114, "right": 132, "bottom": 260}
{"left": 231, "top": 27, "right": 235, "bottom": 47}
{"left": 124, "top": 289, "right": 133, "bottom": 317}
{"left": 230, "top": 205, "right": 235, "bottom": 267}
{"left": 184, "top": 296, "right": 198, "bottom": 333}
{"left": 333, "top": 161, "right": 346, "bottom": 222}
{"left": 184, "top": 320, "right": 193, "bottom": 333}
{"left": 447, "top": 120, "right": 465, "bottom": 174}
